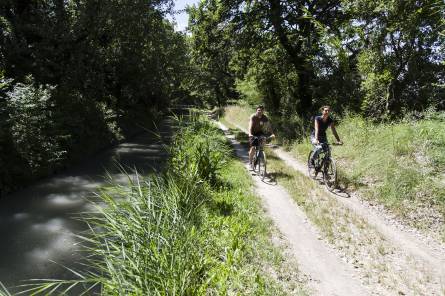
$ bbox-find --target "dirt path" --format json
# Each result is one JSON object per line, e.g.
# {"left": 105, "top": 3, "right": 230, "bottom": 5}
{"left": 0, "top": 119, "right": 173, "bottom": 293}
{"left": 219, "top": 120, "right": 445, "bottom": 295}
{"left": 218, "top": 122, "right": 369, "bottom": 295}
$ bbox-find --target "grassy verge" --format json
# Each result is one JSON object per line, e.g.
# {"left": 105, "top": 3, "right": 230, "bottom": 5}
{"left": 223, "top": 103, "right": 445, "bottom": 240}
{"left": 22, "top": 114, "right": 307, "bottom": 295}
{"left": 222, "top": 104, "right": 252, "bottom": 132}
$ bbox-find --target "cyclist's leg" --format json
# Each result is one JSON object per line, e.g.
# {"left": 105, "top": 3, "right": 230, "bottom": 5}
{"left": 249, "top": 136, "right": 258, "bottom": 165}
{"left": 310, "top": 136, "right": 323, "bottom": 163}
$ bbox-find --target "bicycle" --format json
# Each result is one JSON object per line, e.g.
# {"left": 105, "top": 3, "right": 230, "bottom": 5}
{"left": 307, "top": 142, "right": 337, "bottom": 191}
{"left": 250, "top": 135, "right": 271, "bottom": 181}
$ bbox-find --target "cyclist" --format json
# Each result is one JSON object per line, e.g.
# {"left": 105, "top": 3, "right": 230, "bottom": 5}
{"left": 248, "top": 105, "right": 275, "bottom": 167}
{"left": 309, "top": 105, "right": 342, "bottom": 166}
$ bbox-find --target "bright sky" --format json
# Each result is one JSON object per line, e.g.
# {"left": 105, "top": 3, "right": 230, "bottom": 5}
{"left": 168, "top": 0, "right": 202, "bottom": 32}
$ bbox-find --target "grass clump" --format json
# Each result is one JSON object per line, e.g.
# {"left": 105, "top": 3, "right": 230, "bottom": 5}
{"left": 23, "top": 114, "right": 306, "bottom": 295}
{"left": 223, "top": 104, "right": 252, "bottom": 132}
{"left": 169, "top": 114, "right": 230, "bottom": 184}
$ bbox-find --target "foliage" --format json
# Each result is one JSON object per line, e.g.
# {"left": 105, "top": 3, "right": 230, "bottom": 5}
{"left": 5, "top": 80, "right": 62, "bottom": 174}
{"left": 0, "top": 0, "right": 190, "bottom": 195}
{"left": 186, "top": 1, "right": 239, "bottom": 107}
{"left": 187, "top": 0, "right": 445, "bottom": 120}
{"left": 169, "top": 114, "right": 230, "bottom": 184}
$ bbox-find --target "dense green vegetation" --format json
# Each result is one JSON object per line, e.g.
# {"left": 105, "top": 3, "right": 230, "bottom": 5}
{"left": 21, "top": 115, "right": 306, "bottom": 295}
{"left": 0, "top": 0, "right": 189, "bottom": 195}
{"left": 187, "top": 0, "right": 444, "bottom": 134}
{"left": 1, "top": 1, "right": 443, "bottom": 194}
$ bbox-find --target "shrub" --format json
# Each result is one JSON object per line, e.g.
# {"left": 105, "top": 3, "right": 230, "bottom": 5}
{"left": 169, "top": 114, "right": 230, "bottom": 184}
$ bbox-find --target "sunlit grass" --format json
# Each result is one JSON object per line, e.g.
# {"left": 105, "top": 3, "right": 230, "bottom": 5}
{"left": 223, "top": 104, "right": 253, "bottom": 132}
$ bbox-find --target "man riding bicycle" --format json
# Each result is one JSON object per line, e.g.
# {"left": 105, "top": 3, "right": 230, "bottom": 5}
{"left": 248, "top": 105, "right": 275, "bottom": 166}
{"left": 310, "top": 106, "right": 342, "bottom": 166}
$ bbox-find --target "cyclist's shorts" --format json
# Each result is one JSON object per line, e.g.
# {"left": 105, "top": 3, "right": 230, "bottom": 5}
{"left": 249, "top": 133, "right": 264, "bottom": 147}
{"left": 310, "top": 135, "right": 328, "bottom": 146}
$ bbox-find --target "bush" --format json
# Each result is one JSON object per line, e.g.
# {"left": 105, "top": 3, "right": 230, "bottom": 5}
{"left": 169, "top": 114, "right": 230, "bottom": 184}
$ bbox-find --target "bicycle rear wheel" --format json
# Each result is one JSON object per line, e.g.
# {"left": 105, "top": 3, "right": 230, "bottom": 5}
{"left": 307, "top": 151, "right": 317, "bottom": 179}
{"left": 258, "top": 152, "right": 267, "bottom": 180}
{"left": 323, "top": 157, "right": 337, "bottom": 191}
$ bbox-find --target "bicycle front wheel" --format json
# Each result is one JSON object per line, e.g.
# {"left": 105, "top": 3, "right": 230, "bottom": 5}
{"left": 307, "top": 151, "right": 317, "bottom": 179}
{"left": 323, "top": 157, "right": 337, "bottom": 191}
{"left": 258, "top": 152, "right": 267, "bottom": 180}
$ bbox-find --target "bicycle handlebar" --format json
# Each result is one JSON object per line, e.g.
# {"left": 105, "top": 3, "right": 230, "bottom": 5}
{"left": 251, "top": 135, "right": 273, "bottom": 140}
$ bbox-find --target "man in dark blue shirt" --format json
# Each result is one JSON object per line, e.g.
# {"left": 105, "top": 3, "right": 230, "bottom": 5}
{"left": 310, "top": 106, "right": 342, "bottom": 164}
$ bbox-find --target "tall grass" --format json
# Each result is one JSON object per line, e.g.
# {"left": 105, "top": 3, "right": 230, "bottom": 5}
{"left": 22, "top": 114, "right": 306, "bottom": 295}
{"left": 169, "top": 114, "right": 230, "bottom": 184}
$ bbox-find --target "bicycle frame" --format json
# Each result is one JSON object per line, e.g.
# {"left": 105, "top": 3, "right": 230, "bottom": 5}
{"left": 308, "top": 142, "right": 337, "bottom": 191}
{"left": 251, "top": 136, "right": 268, "bottom": 180}
{"left": 317, "top": 143, "right": 331, "bottom": 168}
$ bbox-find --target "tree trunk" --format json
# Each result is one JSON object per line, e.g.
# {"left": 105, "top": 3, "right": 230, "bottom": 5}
{"left": 267, "top": 0, "right": 312, "bottom": 115}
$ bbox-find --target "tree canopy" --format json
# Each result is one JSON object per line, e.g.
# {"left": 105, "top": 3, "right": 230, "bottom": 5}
{"left": 0, "top": 0, "right": 189, "bottom": 194}
{"left": 187, "top": 0, "right": 445, "bottom": 119}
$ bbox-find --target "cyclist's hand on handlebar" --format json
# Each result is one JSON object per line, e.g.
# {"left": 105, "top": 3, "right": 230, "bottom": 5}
{"left": 270, "top": 134, "right": 276, "bottom": 139}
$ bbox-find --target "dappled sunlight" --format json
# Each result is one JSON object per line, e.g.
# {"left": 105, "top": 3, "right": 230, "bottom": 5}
{"left": 31, "top": 218, "right": 67, "bottom": 233}
{"left": 13, "top": 212, "right": 30, "bottom": 221}
{"left": 38, "top": 176, "right": 103, "bottom": 192}
{"left": 24, "top": 234, "right": 78, "bottom": 273}
{"left": 45, "top": 194, "right": 88, "bottom": 208}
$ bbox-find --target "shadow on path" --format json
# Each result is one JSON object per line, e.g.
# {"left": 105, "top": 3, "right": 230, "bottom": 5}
{"left": 0, "top": 118, "right": 173, "bottom": 293}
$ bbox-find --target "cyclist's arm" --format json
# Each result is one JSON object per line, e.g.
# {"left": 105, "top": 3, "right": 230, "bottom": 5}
{"left": 248, "top": 116, "right": 254, "bottom": 137}
{"left": 330, "top": 123, "right": 342, "bottom": 144}
{"left": 266, "top": 121, "right": 276, "bottom": 138}
{"left": 314, "top": 118, "right": 319, "bottom": 143}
